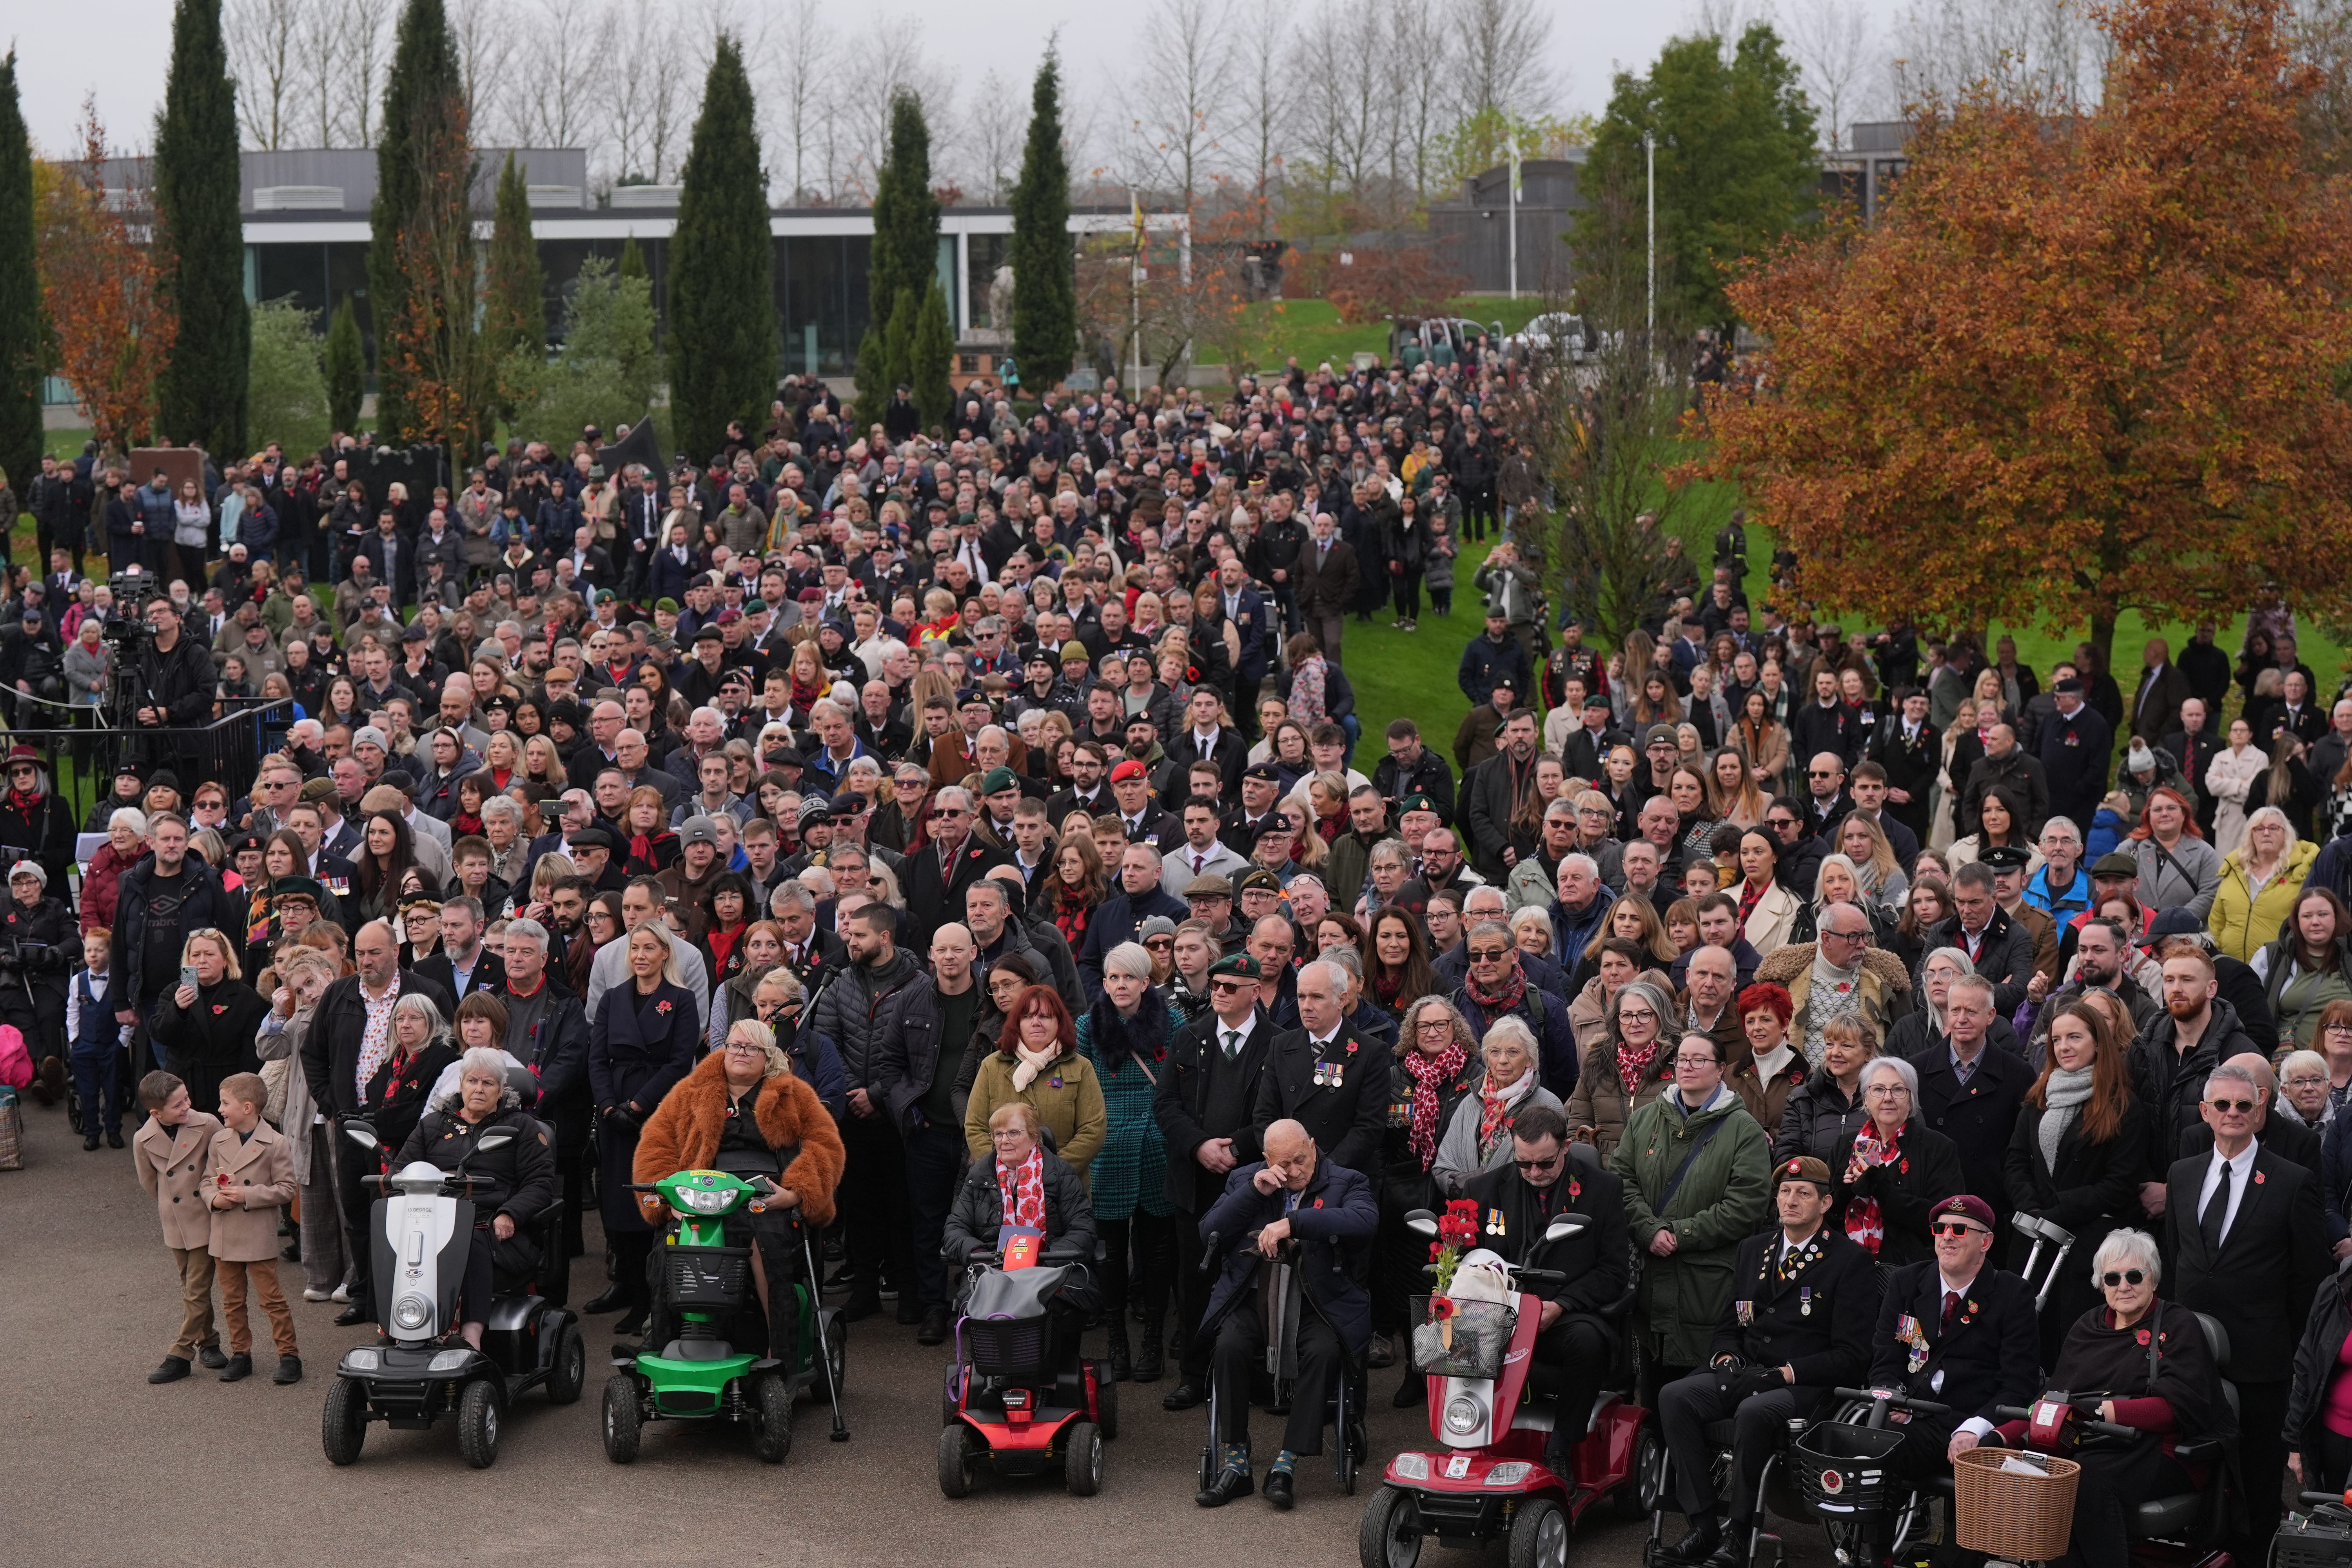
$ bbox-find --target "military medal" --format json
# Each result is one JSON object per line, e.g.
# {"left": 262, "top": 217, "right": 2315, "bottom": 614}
{"left": 1800, "top": 1287, "right": 1812, "bottom": 1317}
{"left": 1735, "top": 1299, "right": 1754, "bottom": 1327}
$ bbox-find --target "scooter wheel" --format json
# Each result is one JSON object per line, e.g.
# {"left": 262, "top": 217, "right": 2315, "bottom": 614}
{"left": 750, "top": 1374, "right": 794, "bottom": 1464}
{"left": 1508, "top": 1497, "right": 1568, "bottom": 1568}
{"left": 1615, "top": 1420, "right": 1666, "bottom": 1520}
{"left": 937, "top": 1422, "right": 976, "bottom": 1498}
{"left": 321, "top": 1376, "right": 367, "bottom": 1466}
{"left": 545, "top": 1326, "right": 586, "bottom": 1406}
{"left": 1359, "top": 1484, "right": 1425, "bottom": 1568}
{"left": 1063, "top": 1420, "right": 1103, "bottom": 1497}
{"left": 457, "top": 1379, "right": 501, "bottom": 1469}
{"left": 601, "top": 1374, "right": 642, "bottom": 1464}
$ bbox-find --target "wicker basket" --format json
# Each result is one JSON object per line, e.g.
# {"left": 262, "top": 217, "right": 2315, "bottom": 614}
{"left": 1953, "top": 1446, "right": 2082, "bottom": 1561}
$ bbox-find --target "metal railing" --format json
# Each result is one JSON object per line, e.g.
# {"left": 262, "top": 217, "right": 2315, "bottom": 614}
{"left": 5, "top": 696, "right": 297, "bottom": 820}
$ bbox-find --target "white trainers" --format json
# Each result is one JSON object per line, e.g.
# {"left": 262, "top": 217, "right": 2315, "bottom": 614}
{"left": 303, "top": 1288, "right": 330, "bottom": 1303}
{"left": 330, "top": 1284, "right": 351, "bottom": 1303}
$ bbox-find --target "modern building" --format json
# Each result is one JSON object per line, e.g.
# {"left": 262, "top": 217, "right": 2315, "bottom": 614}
{"left": 92, "top": 146, "right": 1161, "bottom": 385}
{"left": 1423, "top": 156, "right": 1582, "bottom": 298}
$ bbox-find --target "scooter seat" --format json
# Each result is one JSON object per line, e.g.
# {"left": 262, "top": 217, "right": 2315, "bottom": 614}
{"left": 660, "top": 1336, "right": 739, "bottom": 1363}
{"left": 2130, "top": 1494, "right": 2203, "bottom": 1539}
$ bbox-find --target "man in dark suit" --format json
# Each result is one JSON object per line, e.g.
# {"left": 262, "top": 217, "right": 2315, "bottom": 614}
{"left": 1078, "top": 842, "right": 1191, "bottom": 996}
{"left": 1252, "top": 956, "right": 1391, "bottom": 1183}
{"left": 2166, "top": 1060, "right": 2330, "bottom": 1560}
{"left": 1192, "top": 1118, "right": 1379, "bottom": 1510}
{"left": 1292, "top": 510, "right": 1357, "bottom": 669}
{"left": 1922, "top": 864, "right": 2036, "bottom": 1014}
{"left": 2177, "top": 1050, "right": 2322, "bottom": 1176}
{"left": 1657, "top": 1156, "right": 1877, "bottom": 1568}
{"left": 1907, "top": 973, "right": 2034, "bottom": 1223}
{"left": 895, "top": 784, "right": 1010, "bottom": 952}
{"left": 2130, "top": 637, "right": 2194, "bottom": 746}
{"left": 1169, "top": 686, "right": 1249, "bottom": 800}
{"left": 1462, "top": 1107, "right": 1633, "bottom": 1474}
{"left": 1869, "top": 689, "right": 1940, "bottom": 849}
{"left": 410, "top": 894, "right": 506, "bottom": 1004}
{"left": 1865, "top": 1194, "right": 2039, "bottom": 1486}
{"left": 1156, "top": 954, "right": 1279, "bottom": 1411}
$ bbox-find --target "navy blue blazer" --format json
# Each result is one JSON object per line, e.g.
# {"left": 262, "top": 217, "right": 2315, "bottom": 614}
{"left": 1198, "top": 1157, "right": 1380, "bottom": 1354}
{"left": 589, "top": 976, "right": 699, "bottom": 1114}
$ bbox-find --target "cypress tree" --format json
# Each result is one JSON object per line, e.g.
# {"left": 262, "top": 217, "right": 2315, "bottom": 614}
{"left": 851, "top": 317, "right": 890, "bottom": 425}
{"left": 325, "top": 296, "right": 365, "bottom": 434}
{"left": 619, "top": 233, "right": 648, "bottom": 283}
{"left": 369, "top": 0, "right": 464, "bottom": 436}
{"left": 911, "top": 278, "right": 953, "bottom": 432}
{"left": 482, "top": 152, "right": 544, "bottom": 423}
{"left": 868, "top": 91, "right": 940, "bottom": 342}
{"left": 0, "top": 53, "right": 42, "bottom": 501}
{"left": 153, "top": 0, "right": 249, "bottom": 457}
{"left": 1009, "top": 49, "right": 1076, "bottom": 390}
{"left": 667, "top": 33, "right": 775, "bottom": 464}
{"left": 882, "top": 289, "right": 918, "bottom": 410}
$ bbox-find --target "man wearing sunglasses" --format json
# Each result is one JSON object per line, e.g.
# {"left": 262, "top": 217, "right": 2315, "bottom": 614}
{"left": 1658, "top": 1156, "right": 1875, "bottom": 1568}
{"left": 1864, "top": 1194, "right": 2037, "bottom": 1483}
{"left": 2165, "top": 1060, "right": 2329, "bottom": 1559}
{"left": 1158, "top": 953, "right": 1279, "bottom": 1412}
{"left": 1459, "top": 1104, "right": 1629, "bottom": 1477}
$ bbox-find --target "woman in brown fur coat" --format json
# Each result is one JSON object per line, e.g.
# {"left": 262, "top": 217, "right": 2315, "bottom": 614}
{"left": 633, "top": 1018, "right": 846, "bottom": 1369}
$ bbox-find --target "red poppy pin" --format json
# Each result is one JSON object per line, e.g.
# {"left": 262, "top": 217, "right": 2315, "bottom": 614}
{"left": 2136, "top": 1329, "right": 2151, "bottom": 1346}
{"left": 1345, "top": 1041, "right": 1358, "bottom": 1054}
{"left": 2255, "top": 1171, "right": 2267, "bottom": 1185}
{"left": 211, "top": 1004, "right": 227, "bottom": 1015}
{"left": 1312, "top": 1198, "right": 1324, "bottom": 1209}
{"left": 1899, "top": 1159, "right": 1909, "bottom": 1174}
{"left": 1569, "top": 1178, "right": 1582, "bottom": 1200}
{"left": 655, "top": 999, "right": 673, "bottom": 1015}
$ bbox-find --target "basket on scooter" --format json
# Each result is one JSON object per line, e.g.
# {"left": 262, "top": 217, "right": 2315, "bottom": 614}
{"left": 1794, "top": 1419, "right": 1908, "bottom": 1511}
{"left": 2276, "top": 1501, "right": 2352, "bottom": 1568}
{"left": 662, "top": 1245, "right": 752, "bottom": 1310}
{"left": 1408, "top": 1295, "right": 1515, "bottom": 1378}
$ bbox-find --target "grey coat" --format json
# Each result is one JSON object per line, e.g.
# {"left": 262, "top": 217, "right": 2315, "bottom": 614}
{"left": 1430, "top": 1080, "right": 1563, "bottom": 1197}
{"left": 2122, "top": 833, "right": 2222, "bottom": 920}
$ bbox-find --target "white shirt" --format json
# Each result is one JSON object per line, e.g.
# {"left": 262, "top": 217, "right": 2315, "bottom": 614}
{"left": 2195, "top": 1141, "right": 2257, "bottom": 1246}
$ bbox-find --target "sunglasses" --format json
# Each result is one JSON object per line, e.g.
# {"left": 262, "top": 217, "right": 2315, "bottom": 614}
{"left": 2207, "top": 1098, "right": 2257, "bottom": 1114}
{"left": 1514, "top": 1154, "right": 1562, "bottom": 1171}
{"left": 1468, "top": 947, "right": 1510, "bottom": 962}
{"left": 1930, "top": 1221, "right": 1989, "bottom": 1238}
{"left": 1209, "top": 978, "right": 1252, "bottom": 994}
{"left": 2100, "top": 1269, "right": 2148, "bottom": 1287}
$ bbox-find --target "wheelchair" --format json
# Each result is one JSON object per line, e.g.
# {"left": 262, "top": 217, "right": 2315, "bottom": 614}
{"left": 1196, "top": 1239, "right": 1370, "bottom": 1497}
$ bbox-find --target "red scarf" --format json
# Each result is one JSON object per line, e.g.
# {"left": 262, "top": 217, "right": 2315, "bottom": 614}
{"left": 1737, "top": 876, "right": 1770, "bottom": 928}
{"left": 1053, "top": 881, "right": 1094, "bottom": 950}
{"left": 707, "top": 919, "right": 746, "bottom": 976}
{"left": 1401, "top": 1041, "right": 1468, "bottom": 1171}
{"left": 1617, "top": 1036, "right": 1661, "bottom": 1093}
{"left": 452, "top": 812, "right": 484, "bottom": 838}
{"left": 998, "top": 1146, "right": 1046, "bottom": 1230}
{"left": 1466, "top": 960, "right": 1528, "bottom": 1018}
{"left": 1842, "top": 1121, "right": 1902, "bottom": 1254}
{"left": 4, "top": 786, "right": 38, "bottom": 814}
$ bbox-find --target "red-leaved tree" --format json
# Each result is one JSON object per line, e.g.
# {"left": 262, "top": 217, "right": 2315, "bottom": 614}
{"left": 37, "top": 98, "right": 177, "bottom": 451}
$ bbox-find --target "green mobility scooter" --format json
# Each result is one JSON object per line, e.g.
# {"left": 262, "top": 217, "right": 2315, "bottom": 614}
{"left": 601, "top": 1167, "right": 847, "bottom": 1463}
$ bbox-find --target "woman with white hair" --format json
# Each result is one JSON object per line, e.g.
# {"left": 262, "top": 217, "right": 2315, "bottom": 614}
{"left": 1829, "top": 1055, "right": 1965, "bottom": 1268}
{"left": 630, "top": 1017, "right": 845, "bottom": 1373}
{"left": 1991, "top": 1228, "right": 2228, "bottom": 1568}
{"left": 391, "top": 1045, "right": 556, "bottom": 1349}
{"left": 1432, "top": 1013, "right": 1564, "bottom": 1196}
{"left": 1075, "top": 940, "right": 1184, "bottom": 1381}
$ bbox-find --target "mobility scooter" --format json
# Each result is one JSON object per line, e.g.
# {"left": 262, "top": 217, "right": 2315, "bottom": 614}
{"left": 323, "top": 1116, "right": 584, "bottom": 1468}
{"left": 1361, "top": 1200, "right": 1655, "bottom": 1568}
{"left": 938, "top": 1229, "right": 1114, "bottom": 1497}
{"left": 601, "top": 1166, "right": 847, "bottom": 1465}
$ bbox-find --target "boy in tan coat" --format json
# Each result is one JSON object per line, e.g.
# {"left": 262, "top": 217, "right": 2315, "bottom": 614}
{"left": 132, "top": 1071, "right": 228, "bottom": 1383}
{"left": 206, "top": 1072, "right": 301, "bottom": 1384}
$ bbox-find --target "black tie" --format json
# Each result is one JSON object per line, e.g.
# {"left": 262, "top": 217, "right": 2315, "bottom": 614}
{"left": 2201, "top": 1163, "right": 2232, "bottom": 1253}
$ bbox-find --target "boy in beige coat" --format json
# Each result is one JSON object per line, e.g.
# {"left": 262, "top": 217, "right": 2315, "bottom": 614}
{"left": 206, "top": 1072, "right": 301, "bottom": 1384}
{"left": 132, "top": 1071, "right": 227, "bottom": 1383}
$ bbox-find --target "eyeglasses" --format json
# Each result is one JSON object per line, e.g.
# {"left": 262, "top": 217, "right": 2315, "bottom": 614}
{"left": 1514, "top": 1154, "right": 1562, "bottom": 1171}
{"left": 2100, "top": 1269, "right": 2148, "bottom": 1288}
{"left": 1619, "top": 1007, "right": 1657, "bottom": 1023}
{"left": 1416, "top": 1019, "right": 1454, "bottom": 1034}
{"left": 1864, "top": 1083, "right": 1909, "bottom": 1097}
{"left": 1467, "top": 947, "right": 1510, "bottom": 962}
{"left": 1930, "top": 1221, "right": 1988, "bottom": 1238}
{"left": 933, "top": 806, "right": 969, "bottom": 817}
{"left": 1142, "top": 936, "right": 1173, "bottom": 949}
{"left": 2207, "top": 1098, "right": 2256, "bottom": 1114}
{"left": 1675, "top": 1054, "right": 1719, "bottom": 1068}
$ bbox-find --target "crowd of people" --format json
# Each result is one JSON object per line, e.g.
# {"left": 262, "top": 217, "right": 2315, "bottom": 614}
{"left": 11, "top": 346, "right": 2352, "bottom": 1550}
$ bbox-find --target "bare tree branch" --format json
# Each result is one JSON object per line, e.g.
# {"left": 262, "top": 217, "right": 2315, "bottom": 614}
{"left": 1130, "top": 0, "right": 1232, "bottom": 210}
{"left": 227, "top": 0, "right": 303, "bottom": 149}
{"left": 1786, "top": 0, "right": 1873, "bottom": 147}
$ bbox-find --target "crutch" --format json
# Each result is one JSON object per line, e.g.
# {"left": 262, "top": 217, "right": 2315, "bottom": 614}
{"left": 2010, "top": 1211, "right": 2077, "bottom": 1312}
{"left": 801, "top": 1223, "right": 850, "bottom": 1441}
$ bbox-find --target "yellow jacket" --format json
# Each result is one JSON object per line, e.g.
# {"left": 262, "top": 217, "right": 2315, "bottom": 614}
{"left": 2207, "top": 836, "right": 2318, "bottom": 962}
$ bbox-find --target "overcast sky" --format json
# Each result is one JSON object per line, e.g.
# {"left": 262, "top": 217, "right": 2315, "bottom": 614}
{"left": 15, "top": 0, "right": 1914, "bottom": 160}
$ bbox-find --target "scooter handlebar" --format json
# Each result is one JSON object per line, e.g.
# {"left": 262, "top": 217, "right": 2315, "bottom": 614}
{"left": 1833, "top": 1387, "right": 1950, "bottom": 1416}
{"left": 2300, "top": 1492, "right": 2352, "bottom": 1506}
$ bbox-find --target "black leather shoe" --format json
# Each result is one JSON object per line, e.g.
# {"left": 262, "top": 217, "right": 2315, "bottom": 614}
{"left": 1195, "top": 1467, "right": 1253, "bottom": 1508}
{"left": 274, "top": 1356, "right": 304, "bottom": 1385}
{"left": 580, "top": 1284, "right": 626, "bottom": 1315}
{"left": 1262, "top": 1469, "right": 1295, "bottom": 1510}
{"left": 839, "top": 1289, "right": 881, "bottom": 1323}
{"left": 917, "top": 1306, "right": 950, "bottom": 1345}
{"left": 1663, "top": 1522, "right": 1722, "bottom": 1566}
{"left": 147, "top": 1356, "right": 191, "bottom": 1385}
{"left": 1366, "top": 1334, "right": 1395, "bottom": 1370}
{"left": 218, "top": 1353, "right": 253, "bottom": 1383}
{"left": 1392, "top": 1370, "right": 1426, "bottom": 1407}
{"left": 895, "top": 1298, "right": 925, "bottom": 1326}
{"left": 1161, "top": 1379, "right": 1205, "bottom": 1412}
{"left": 83, "top": 1133, "right": 100, "bottom": 1151}
{"left": 1702, "top": 1524, "right": 1753, "bottom": 1568}
{"left": 196, "top": 1345, "right": 228, "bottom": 1370}
{"left": 333, "top": 1305, "right": 372, "bottom": 1327}
{"left": 1133, "top": 1326, "right": 1164, "bottom": 1383}
{"left": 106, "top": 1129, "right": 124, "bottom": 1149}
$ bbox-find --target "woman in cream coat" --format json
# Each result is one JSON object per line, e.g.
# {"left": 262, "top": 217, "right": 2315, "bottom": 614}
{"left": 2206, "top": 717, "right": 2268, "bottom": 856}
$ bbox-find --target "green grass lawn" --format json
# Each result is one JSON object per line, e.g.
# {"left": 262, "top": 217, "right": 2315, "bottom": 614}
{"left": 1232, "top": 296, "right": 1557, "bottom": 373}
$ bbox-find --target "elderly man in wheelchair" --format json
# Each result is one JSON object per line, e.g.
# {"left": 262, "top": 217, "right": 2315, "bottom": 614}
{"left": 1656, "top": 1156, "right": 1879, "bottom": 1568}
{"left": 1193, "top": 1118, "right": 1379, "bottom": 1512}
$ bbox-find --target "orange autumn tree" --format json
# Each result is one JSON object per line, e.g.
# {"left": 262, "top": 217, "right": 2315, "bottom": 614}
{"left": 1697, "top": 0, "right": 2352, "bottom": 664}
{"left": 37, "top": 99, "right": 177, "bottom": 450}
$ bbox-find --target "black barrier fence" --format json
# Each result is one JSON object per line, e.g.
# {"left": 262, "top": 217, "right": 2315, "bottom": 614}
{"left": 7, "top": 697, "right": 297, "bottom": 823}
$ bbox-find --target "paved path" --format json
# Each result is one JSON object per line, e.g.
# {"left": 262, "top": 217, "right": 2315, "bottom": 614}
{"left": 1, "top": 1100, "right": 1835, "bottom": 1567}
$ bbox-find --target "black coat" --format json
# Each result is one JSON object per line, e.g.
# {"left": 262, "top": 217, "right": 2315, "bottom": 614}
{"left": 1198, "top": 1157, "right": 1379, "bottom": 1354}
{"left": 2286, "top": 1259, "right": 2352, "bottom": 1460}
{"left": 1707, "top": 1226, "right": 1880, "bottom": 1399}
{"left": 414, "top": 948, "right": 507, "bottom": 1007}
{"left": 590, "top": 977, "right": 701, "bottom": 1234}
{"left": 1867, "top": 1261, "right": 2041, "bottom": 1435}
{"left": 101, "top": 852, "right": 237, "bottom": 1016}
{"left": 1252, "top": 1022, "right": 1393, "bottom": 1180}
{"left": 1830, "top": 1117, "right": 1969, "bottom": 1269}
{"left": 1907, "top": 1042, "right": 2037, "bottom": 1211}
{"left": 2003, "top": 1096, "right": 2149, "bottom": 1354}
{"left": 1922, "top": 908, "right": 2037, "bottom": 1015}
{"left": 394, "top": 1102, "right": 558, "bottom": 1225}
{"left": 942, "top": 1147, "right": 1096, "bottom": 1260}
{"left": 296, "top": 969, "right": 459, "bottom": 1122}
{"left": 899, "top": 837, "right": 1011, "bottom": 953}
{"left": 1776, "top": 1069, "right": 1867, "bottom": 1167}
{"left": 2165, "top": 1145, "right": 2329, "bottom": 1384}
{"left": 2128, "top": 1000, "right": 2261, "bottom": 1178}
{"left": 1461, "top": 1156, "right": 1632, "bottom": 1327}
{"left": 1156, "top": 1005, "right": 1277, "bottom": 1210}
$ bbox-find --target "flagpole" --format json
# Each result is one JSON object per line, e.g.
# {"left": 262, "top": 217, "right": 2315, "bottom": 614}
{"left": 1507, "top": 134, "right": 1519, "bottom": 301}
